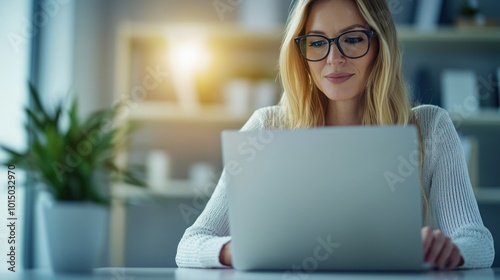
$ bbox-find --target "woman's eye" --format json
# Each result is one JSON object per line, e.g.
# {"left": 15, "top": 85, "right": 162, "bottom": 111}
{"left": 344, "top": 37, "right": 364, "bottom": 44}
{"left": 309, "top": 40, "right": 327, "bottom": 48}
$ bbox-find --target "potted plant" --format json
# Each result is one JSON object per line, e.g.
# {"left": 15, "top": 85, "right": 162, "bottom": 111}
{"left": 1, "top": 83, "right": 145, "bottom": 273}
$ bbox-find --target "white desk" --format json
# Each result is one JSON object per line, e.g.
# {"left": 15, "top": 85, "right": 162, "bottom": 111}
{"left": 2, "top": 267, "right": 498, "bottom": 280}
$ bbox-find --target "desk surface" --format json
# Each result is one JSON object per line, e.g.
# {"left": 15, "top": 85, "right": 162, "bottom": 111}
{"left": 1, "top": 267, "right": 499, "bottom": 280}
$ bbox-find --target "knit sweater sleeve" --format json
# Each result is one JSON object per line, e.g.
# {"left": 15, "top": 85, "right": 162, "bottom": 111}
{"left": 422, "top": 106, "right": 495, "bottom": 268}
{"left": 175, "top": 108, "right": 267, "bottom": 268}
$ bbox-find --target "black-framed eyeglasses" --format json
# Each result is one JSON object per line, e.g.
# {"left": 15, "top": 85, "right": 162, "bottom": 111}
{"left": 294, "top": 30, "right": 376, "bottom": 61}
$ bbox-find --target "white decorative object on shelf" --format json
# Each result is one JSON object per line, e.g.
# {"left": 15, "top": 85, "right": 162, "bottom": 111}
{"left": 224, "top": 78, "right": 252, "bottom": 116}
{"left": 414, "top": 0, "right": 443, "bottom": 31}
{"left": 146, "top": 150, "right": 171, "bottom": 192}
{"left": 441, "top": 70, "right": 479, "bottom": 115}
{"left": 189, "top": 162, "right": 216, "bottom": 189}
{"left": 252, "top": 79, "right": 278, "bottom": 111}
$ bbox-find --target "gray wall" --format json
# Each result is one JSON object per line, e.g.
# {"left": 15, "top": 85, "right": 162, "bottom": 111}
{"left": 124, "top": 197, "right": 205, "bottom": 267}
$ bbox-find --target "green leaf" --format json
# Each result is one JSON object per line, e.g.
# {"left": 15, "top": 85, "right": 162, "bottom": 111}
{"left": 45, "top": 126, "right": 63, "bottom": 160}
{"left": 25, "top": 108, "right": 46, "bottom": 131}
{"left": 1, "top": 83, "right": 145, "bottom": 204}
{"left": 28, "top": 82, "right": 47, "bottom": 118}
{"left": 53, "top": 99, "right": 64, "bottom": 127}
{"left": 67, "top": 97, "right": 80, "bottom": 138}
{"left": 122, "top": 171, "right": 147, "bottom": 187}
{"left": 0, "top": 145, "right": 27, "bottom": 167}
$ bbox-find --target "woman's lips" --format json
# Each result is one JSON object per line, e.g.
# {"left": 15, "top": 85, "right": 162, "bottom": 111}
{"left": 325, "top": 73, "right": 354, "bottom": 84}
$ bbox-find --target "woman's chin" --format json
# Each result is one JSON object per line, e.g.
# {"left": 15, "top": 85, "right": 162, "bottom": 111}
{"left": 322, "top": 91, "right": 359, "bottom": 102}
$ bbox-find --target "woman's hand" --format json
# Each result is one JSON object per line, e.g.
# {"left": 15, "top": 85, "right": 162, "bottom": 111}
{"left": 421, "top": 226, "right": 464, "bottom": 270}
{"left": 219, "top": 241, "right": 233, "bottom": 267}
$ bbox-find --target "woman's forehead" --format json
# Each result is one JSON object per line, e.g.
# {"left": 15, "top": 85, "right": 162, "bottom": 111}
{"left": 305, "top": 0, "right": 368, "bottom": 35}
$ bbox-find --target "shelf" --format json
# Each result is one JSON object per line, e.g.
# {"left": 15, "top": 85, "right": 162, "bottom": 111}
{"left": 112, "top": 180, "right": 210, "bottom": 199}
{"left": 128, "top": 103, "right": 499, "bottom": 126}
{"left": 397, "top": 25, "right": 500, "bottom": 41}
{"left": 121, "top": 23, "right": 500, "bottom": 51}
{"left": 122, "top": 23, "right": 500, "bottom": 43}
{"left": 128, "top": 102, "right": 251, "bottom": 124}
{"left": 396, "top": 25, "right": 500, "bottom": 53}
{"left": 117, "top": 23, "right": 282, "bottom": 121}
{"left": 120, "top": 22, "right": 283, "bottom": 46}
{"left": 449, "top": 109, "right": 500, "bottom": 127}
{"left": 474, "top": 187, "right": 500, "bottom": 204}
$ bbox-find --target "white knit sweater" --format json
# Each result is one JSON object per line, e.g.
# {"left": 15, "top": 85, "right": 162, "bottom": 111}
{"left": 175, "top": 105, "right": 494, "bottom": 269}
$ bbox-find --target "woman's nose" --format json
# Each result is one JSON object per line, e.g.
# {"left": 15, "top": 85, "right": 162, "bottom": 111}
{"left": 326, "top": 43, "right": 346, "bottom": 65}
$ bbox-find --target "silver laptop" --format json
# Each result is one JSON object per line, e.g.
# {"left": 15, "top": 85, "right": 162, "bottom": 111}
{"left": 221, "top": 126, "right": 430, "bottom": 271}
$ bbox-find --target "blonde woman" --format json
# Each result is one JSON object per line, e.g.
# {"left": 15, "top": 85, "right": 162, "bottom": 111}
{"left": 176, "top": 0, "right": 494, "bottom": 270}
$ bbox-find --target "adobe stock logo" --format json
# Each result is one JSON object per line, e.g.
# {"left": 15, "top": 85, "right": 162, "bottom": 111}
{"left": 282, "top": 235, "right": 341, "bottom": 280}
{"left": 387, "top": 0, "right": 404, "bottom": 14}
{"left": 384, "top": 146, "right": 419, "bottom": 192}
{"left": 111, "top": 268, "right": 135, "bottom": 280}
{"left": 213, "top": 0, "right": 242, "bottom": 21}
{"left": 225, "top": 130, "right": 274, "bottom": 178}
{"left": 8, "top": 0, "right": 72, "bottom": 53}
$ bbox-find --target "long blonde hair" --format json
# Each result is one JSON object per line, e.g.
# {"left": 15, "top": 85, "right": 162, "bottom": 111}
{"left": 278, "top": 0, "right": 429, "bottom": 222}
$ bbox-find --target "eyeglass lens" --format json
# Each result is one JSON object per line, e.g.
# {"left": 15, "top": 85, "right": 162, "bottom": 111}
{"left": 298, "top": 31, "right": 370, "bottom": 60}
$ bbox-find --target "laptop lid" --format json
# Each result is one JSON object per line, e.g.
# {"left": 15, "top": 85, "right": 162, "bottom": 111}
{"left": 221, "top": 126, "right": 425, "bottom": 271}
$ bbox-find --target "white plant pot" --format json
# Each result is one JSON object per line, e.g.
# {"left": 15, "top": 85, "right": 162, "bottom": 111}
{"left": 42, "top": 202, "right": 108, "bottom": 273}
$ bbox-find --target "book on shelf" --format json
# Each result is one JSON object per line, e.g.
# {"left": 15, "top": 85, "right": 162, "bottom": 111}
{"left": 441, "top": 69, "right": 479, "bottom": 115}
{"left": 414, "top": 0, "right": 443, "bottom": 31}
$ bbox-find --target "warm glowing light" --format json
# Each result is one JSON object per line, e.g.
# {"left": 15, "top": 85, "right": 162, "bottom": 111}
{"left": 168, "top": 39, "right": 212, "bottom": 73}
{"left": 167, "top": 34, "right": 212, "bottom": 112}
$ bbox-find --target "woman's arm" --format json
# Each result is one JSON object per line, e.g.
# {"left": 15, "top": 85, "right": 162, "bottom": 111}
{"left": 175, "top": 169, "right": 233, "bottom": 268}
{"left": 175, "top": 108, "right": 270, "bottom": 268}
{"left": 427, "top": 107, "right": 494, "bottom": 268}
